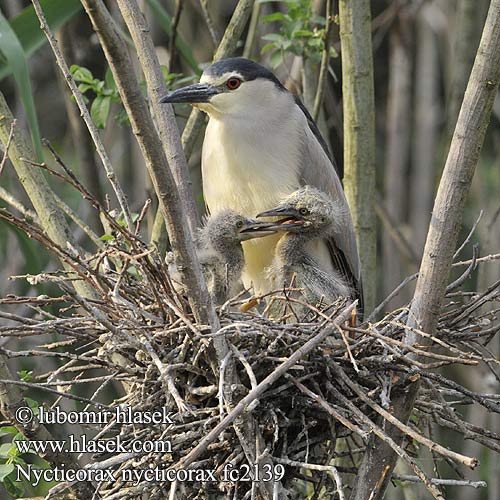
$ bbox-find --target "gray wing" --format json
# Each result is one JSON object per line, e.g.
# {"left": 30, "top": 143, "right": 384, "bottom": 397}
{"left": 295, "top": 101, "right": 364, "bottom": 311}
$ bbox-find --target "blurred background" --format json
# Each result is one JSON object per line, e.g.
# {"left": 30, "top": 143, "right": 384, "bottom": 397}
{"left": 0, "top": 1, "right": 499, "bottom": 498}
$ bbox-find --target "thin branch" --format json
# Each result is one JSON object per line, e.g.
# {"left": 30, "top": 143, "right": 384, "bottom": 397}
{"left": 243, "top": 1, "right": 262, "bottom": 58}
{"left": 0, "top": 119, "right": 15, "bottom": 177}
{"left": 31, "top": 0, "right": 133, "bottom": 231}
{"left": 392, "top": 475, "right": 487, "bottom": 489}
{"left": 313, "top": 0, "right": 333, "bottom": 121}
{"left": 0, "top": 186, "right": 39, "bottom": 223}
{"left": 168, "top": 0, "right": 185, "bottom": 74}
{"left": 116, "top": 0, "right": 199, "bottom": 235}
{"left": 200, "top": 0, "right": 220, "bottom": 46}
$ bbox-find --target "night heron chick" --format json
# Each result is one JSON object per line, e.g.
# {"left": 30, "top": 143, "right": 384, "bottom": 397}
{"left": 160, "top": 57, "right": 362, "bottom": 309}
{"left": 196, "top": 211, "right": 275, "bottom": 305}
{"left": 257, "top": 187, "right": 356, "bottom": 311}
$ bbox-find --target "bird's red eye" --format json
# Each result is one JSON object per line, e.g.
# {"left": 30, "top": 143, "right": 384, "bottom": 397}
{"left": 226, "top": 77, "right": 241, "bottom": 90}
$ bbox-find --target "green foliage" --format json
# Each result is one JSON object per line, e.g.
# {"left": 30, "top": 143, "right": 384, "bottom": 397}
{"left": 0, "top": 12, "right": 42, "bottom": 160}
{"left": 0, "top": 0, "right": 82, "bottom": 81}
{"left": 17, "top": 371, "right": 33, "bottom": 383}
{"left": 0, "top": 420, "right": 45, "bottom": 498}
{"left": 71, "top": 66, "right": 121, "bottom": 129}
{"left": 259, "top": 0, "right": 337, "bottom": 68}
{"left": 0, "top": 0, "right": 82, "bottom": 161}
{"left": 71, "top": 65, "right": 196, "bottom": 129}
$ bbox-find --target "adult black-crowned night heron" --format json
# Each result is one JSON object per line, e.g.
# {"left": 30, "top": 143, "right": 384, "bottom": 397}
{"left": 196, "top": 211, "right": 276, "bottom": 305}
{"left": 257, "top": 186, "right": 355, "bottom": 311}
{"left": 160, "top": 57, "right": 363, "bottom": 310}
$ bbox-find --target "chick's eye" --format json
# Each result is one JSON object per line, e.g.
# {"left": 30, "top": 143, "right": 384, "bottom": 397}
{"left": 236, "top": 220, "right": 244, "bottom": 228}
{"left": 226, "top": 77, "right": 242, "bottom": 90}
{"left": 299, "top": 208, "right": 309, "bottom": 216}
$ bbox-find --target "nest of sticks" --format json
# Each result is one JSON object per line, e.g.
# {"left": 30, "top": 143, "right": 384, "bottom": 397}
{"left": 0, "top": 158, "right": 499, "bottom": 500}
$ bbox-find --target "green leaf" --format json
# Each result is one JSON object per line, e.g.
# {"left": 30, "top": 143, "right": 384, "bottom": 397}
{"left": 77, "top": 83, "right": 93, "bottom": 93}
{"left": 262, "top": 33, "right": 285, "bottom": 42}
{"left": 24, "top": 398, "right": 39, "bottom": 416}
{"left": 0, "top": 0, "right": 82, "bottom": 81}
{"left": 0, "top": 463, "right": 15, "bottom": 481}
{"left": 105, "top": 67, "right": 117, "bottom": 91}
{"left": 70, "top": 65, "right": 94, "bottom": 84}
{"left": 91, "top": 95, "right": 111, "bottom": 129}
{"left": 293, "top": 29, "right": 314, "bottom": 38}
{"left": 270, "top": 50, "right": 284, "bottom": 69}
{"left": 261, "top": 43, "right": 276, "bottom": 55}
{"left": 0, "top": 427, "right": 18, "bottom": 438}
{"left": 99, "top": 234, "right": 115, "bottom": 242}
{"left": 4, "top": 475, "right": 24, "bottom": 497}
{"left": 329, "top": 46, "right": 338, "bottom": 58}
{"left": 262, "top": 12, "right": 289, "bottom": 23}
{"left": 18, "top": 370, "right": 33, "bottom": 382}
{"left": 0, "top": 443, "right": 14, "bottom": 459}
{"left": 144, "top": 0, "right": 201, "bottom": 75}
{"left": 311, "top": 15, "right": 327, "bottom": 26}
{"left": 0, "top": 11, "right": 43, "bottom": 160}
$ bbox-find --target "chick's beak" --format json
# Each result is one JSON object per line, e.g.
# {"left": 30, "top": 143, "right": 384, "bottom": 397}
{"left": 255, "top": 206, "right": 305, "bottom": 230}
{"left": 159, "top": 83, "right": 220, "bottom": 104}
{"left": 238, "top": 220, "right": 278, "bottom": 240}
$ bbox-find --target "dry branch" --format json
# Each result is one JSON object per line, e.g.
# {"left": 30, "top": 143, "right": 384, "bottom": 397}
{"left": 116, "top": 0, "right": 199, "bottom": 235}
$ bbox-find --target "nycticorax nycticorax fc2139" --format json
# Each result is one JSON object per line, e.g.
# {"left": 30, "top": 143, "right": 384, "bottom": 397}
{"left": 160, "top": 57, "right": 363, "bottom": 310}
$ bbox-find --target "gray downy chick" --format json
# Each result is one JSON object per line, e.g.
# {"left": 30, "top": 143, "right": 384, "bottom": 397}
{"left": 257, "top": 186, "right": 356, "bottom": 315}
{"left": 197, "top": 211, "right": 276, "bottom": 305}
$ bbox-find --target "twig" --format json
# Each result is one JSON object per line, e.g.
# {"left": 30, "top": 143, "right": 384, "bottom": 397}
{"left": 0, "top": 186, "right": 39, "bottom": 223}
{"left": 446, "top": 243, "right": 478, "bottom": 292}
{"left": 200, "top": 0, "right": 220, "bottom": 46}
{"left": 392, "top": 475, "right": 487, "bottom": 488}
{"left": 292, "top": 377, "right": 368, "bottom": 438}
{"left": 243, "top": 1, "right": 261, "bottom": 58}
{"left": 332, "top": 364, "right": 479, "bottom": 469}
{"left": 313, "top": 0, "right": 333, "bottom": 121}
{"left": 453, "top": 210, "right": 483, "bottom": 259}
{"left": 326, "top": 379, "right": 445, "bottom": 500}
{"left": 116, "top": 0, "right": 200, "bottom": 235}
{"left": 82, "top": 0, "right": 218, "bottom": 333}
{"left": 0, "top": 119, "right": 15, "bottom": 176}
{"left": 168, "top": 0, "right": 185, "bottom": 73}
{"left": 368, "top": 274, "right": 417, "bottom": 321}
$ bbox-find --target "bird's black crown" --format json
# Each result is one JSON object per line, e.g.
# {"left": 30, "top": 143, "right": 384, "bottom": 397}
{"left": 204, "top": 58, "right": 285, "bottom": 90}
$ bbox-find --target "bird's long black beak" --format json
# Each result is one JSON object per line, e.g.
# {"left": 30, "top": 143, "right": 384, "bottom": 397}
{"left": 159, "top": 83, "right": 220, "bottom": 104}
{"left": 256, "top": 206, "right": 305, "bottom": 230}
{"left": 239, "top": 220, "right": 278, "bottom": 240}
